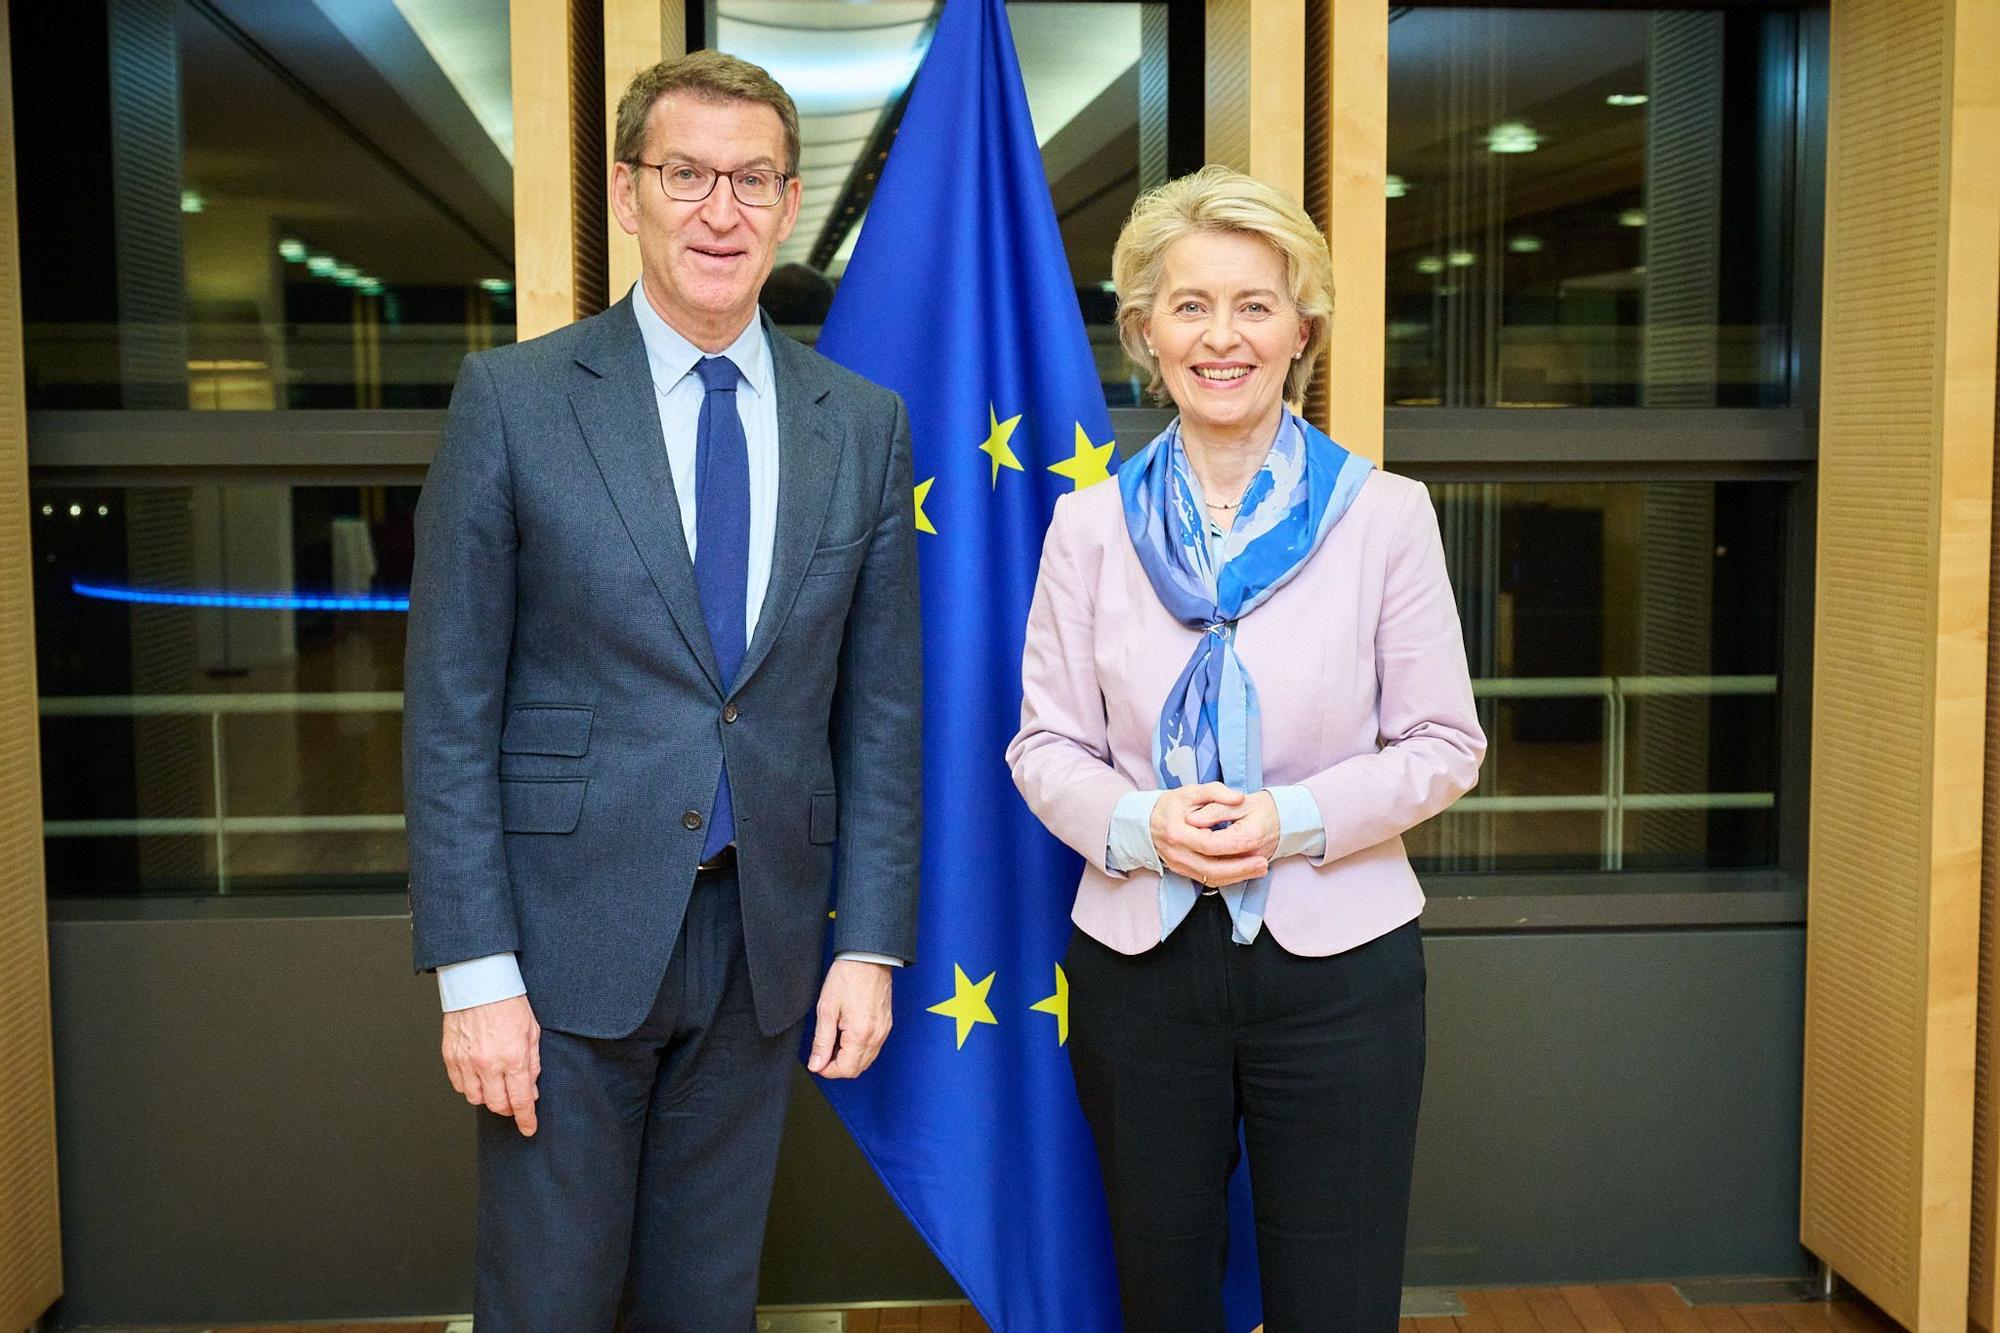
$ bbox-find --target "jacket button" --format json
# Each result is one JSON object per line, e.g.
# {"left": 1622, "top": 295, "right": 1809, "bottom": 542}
{"left": 723, "top": 703, "right": 739, "bottom": 724}
{"left": 682, "top": 810, "right": 703, "bottom": 831}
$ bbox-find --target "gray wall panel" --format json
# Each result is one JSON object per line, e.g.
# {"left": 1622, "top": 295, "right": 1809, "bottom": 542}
{"left": 48, "top": 913, "right": 476, "bottom": 1325}
{"left": 1409, "top": 928, "right": 1810, "bottom": 1285}
{"left": 47, "top": 915, "right": 1806, "bottom": 1324}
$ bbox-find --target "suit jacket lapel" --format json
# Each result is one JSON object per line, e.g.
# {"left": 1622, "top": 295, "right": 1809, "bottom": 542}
{"left": 733, "top": 321, "right": 839, "bottom": 694}
{"left": 569, "top": 296, "right": 725, "bottom": 695}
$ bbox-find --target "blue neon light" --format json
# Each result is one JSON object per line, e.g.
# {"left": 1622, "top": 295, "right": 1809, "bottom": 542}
{"left": 71, "top": 581, "right": 410, "bottom": 612}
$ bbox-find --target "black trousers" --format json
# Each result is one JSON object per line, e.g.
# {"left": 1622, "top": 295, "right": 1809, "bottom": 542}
{"left": 1066, "top": 896, "right": 1427, "bottom": 1333}
{"left": 473, "top": 867, "right": 805, "bottom": 1332}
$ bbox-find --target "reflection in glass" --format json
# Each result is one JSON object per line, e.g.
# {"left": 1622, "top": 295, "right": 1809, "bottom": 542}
{"left": 33, "top": 486, "right": 415, "bottom": 894}
{"left": 722, "top": 1, "right": 1171, "bottom": 403}
{"left": 1385, "top": 8, "right": 1817, "bottom": 407}
{"left": 28, "top": 471, "right": 1792, "bottom": 894}
{"left": 15, "top": 1, "right": 515, "bottom": 410}
{"left": 1407, "top": 480, "right": 1788, "bottom": 876}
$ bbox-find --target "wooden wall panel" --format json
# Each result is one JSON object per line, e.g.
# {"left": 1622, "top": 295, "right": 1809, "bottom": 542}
{"left": 1977, "top": 280, "right": 2000, "bottom": 1333}
{"left": 511, "top": 0, "right": 577, "bottom": 337}
{"left": 0, "top": 0, "right": 65, "bottom": 1324}
{"left": 1206, "top": 0, "right": 1251, "bottom": 184}
{"left": 1301, "top": 0, "right": 1385, "bottom": 463}
{"left": 1803, "top": 0, "right": 2000, "bottom": 1328}
{"left": 511, "top": 0, "right": 608, "bottom": 337}
{"left": 1972, "top": 8, "right": 2000, "bottom": 1323}
{"left": 1206, "top": 0, "right": 1304, "bottom": 204}
{"left": 569, "top": 1, "right": 608, "bottom": 322}
{"left": 603, "top": 1, "right": 685, "bottom": 307}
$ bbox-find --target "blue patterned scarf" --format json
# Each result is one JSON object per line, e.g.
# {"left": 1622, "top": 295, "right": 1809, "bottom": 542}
{"left": 1118, "top": 409, "right": 1374, "bottom": 943}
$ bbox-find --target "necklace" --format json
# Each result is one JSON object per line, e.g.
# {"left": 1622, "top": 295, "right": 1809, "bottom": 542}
{"left": 1201, "top": 477, "right": 1253, "bottom": 511}
{"left": 1196, "top": 472, "right": 1252, "bottom": 511}
{"left": 1186, "top": 432, "right": 1260, "bottom": 512}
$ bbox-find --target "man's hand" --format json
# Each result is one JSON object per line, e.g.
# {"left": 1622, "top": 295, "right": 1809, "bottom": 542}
{"left": 1151, "top": 782, "right": 1276, "bottom": 888}
{"left": 442, "top": 993, "right": 542, "bottom": 1136}
{"left": 808, "top": 959, "right": 893, "bottom": 1080}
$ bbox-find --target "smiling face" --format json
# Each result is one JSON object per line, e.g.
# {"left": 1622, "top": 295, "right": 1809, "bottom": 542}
{"left": 1142, "top": 229, "right": 1309, "bottom": 446}
{"left": 611, "top": 92, "right": 801, "bottom": 351}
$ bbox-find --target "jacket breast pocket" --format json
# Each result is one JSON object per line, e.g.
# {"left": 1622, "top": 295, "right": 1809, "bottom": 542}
{"left": 500, "top": 704, "right": 595, "bottom": 756}
{"left": 809, "top": 790, "right": 838, "bottom": 844}
{"left": 803, "top": 535, "right": 867, "bottom": 580}
{"left": 500, "top": 777, "right": 587, "bottom": 833}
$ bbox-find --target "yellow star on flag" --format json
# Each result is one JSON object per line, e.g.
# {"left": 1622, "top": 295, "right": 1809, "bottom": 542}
{"left": 978, "top": 404, "right": 1025, "bottom": 487}
{"left": 927, "top": 963, "right": 999, "bottom": 1049}
{"left": 913, "top": 477, "right": 937, "bottom": 535}
{"left": 1029, "top": 963, "right": 1070, "bottom": 1046}
{"left": 1047, "top": 423, "right": 1115, "bottom": 491}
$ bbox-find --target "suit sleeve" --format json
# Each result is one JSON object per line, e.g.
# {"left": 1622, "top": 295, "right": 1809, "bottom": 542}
{"left": 827, "top": 394, "right": 924, "bottom": 961}
{"left": 404, "top": 353, "right": 522, "bottom": 973}
{"left": 1297, "top": 480, "right": 1486, "bottom": 865}
{"left": 1006, "top": 495, "right": 1142, "bottom": 875}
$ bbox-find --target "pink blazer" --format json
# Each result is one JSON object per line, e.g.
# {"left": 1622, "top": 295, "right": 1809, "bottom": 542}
{"left": 1006, "top": 467, "right": 1486, "bottom": 956}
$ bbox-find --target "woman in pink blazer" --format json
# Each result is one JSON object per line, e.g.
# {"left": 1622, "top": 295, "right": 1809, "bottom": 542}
{"left": 1006, "top": 167, "right": 1485, "bottom": 1332}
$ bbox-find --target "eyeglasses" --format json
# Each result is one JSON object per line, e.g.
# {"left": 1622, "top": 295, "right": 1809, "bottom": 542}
{"left": 634, "top": 161, "right": 791, "bottom": 208}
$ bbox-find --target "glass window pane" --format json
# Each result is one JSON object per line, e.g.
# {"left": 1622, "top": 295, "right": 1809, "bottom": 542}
{"left": 1386, "top": 7, "right": 1820, "bottom": 407}
{"left": 33, "top": 484, "right": 413, "bottom": 895}
{"left": 14, "top": 1, "right": 514, "bottom": 411}
{"left": 714, "top": 1, "right": 1176, "bottom": 406}
{"left": 1411, "top": 479, "right": 1789, "bottom": 877}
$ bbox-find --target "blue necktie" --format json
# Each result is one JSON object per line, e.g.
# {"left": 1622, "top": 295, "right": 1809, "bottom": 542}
{"left": 692, "top": 355, "right": 748, "bottom": 859}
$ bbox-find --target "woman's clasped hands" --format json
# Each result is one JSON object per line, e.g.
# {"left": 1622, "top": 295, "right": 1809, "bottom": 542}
{"left": 1147, "top": 782, "right": 1281, "bottom": 888}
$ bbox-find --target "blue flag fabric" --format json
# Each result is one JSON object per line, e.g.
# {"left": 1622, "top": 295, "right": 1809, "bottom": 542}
{"left": 813, "top": 2, "right": 1260, "bottom": 1329}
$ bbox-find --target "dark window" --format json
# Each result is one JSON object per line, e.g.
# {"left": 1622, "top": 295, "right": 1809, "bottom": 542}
{"left": 13, "top": 0, "right": 514, "bottom": 412}
{"left": 33, "top": 483, "right": 414, "bottom": 896}
{"left": 1386, "top": 7, "right": 1818, "bottom": 408}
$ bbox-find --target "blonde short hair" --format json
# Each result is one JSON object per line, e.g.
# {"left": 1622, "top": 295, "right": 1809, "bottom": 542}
{"left": 614, "top": 51, "right": 801, "bottom": 175}
{"left": 1112, "top": 166, "right": 1334, "bottom": 405}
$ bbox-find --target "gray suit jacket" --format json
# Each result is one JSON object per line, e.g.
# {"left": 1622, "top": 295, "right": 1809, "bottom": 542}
{"left": 404, "top": 295, "right": 922, "bottom": 1038}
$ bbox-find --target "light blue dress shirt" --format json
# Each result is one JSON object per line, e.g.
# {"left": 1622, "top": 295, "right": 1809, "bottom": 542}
{"left": 1101, "top": 511, "right": 1329, "bottom": 923}
{"left": 436, "top": 284, "right": 897, "bottom": 1013}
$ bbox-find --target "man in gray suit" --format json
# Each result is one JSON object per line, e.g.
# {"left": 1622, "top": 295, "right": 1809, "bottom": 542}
{"left": 404, "top": 50, "right": 921, "bottom": 1331}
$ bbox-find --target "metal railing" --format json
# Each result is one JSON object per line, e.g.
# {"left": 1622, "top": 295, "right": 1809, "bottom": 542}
{"left": 39, "top": 691, "right": 404, "bottom": 892}
{"left": 1459, "top": 674, "right": 1778, "bottom": 870}
{"left": 39, "top": 674, "right": 1779, "bottom": 884}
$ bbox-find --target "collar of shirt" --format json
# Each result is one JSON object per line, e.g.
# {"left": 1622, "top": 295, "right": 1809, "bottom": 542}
{"left": 628, "top": 279, "right": 773, "bottom": 405}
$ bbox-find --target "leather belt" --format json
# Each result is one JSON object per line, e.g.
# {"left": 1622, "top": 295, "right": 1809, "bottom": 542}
{"left": 696, "top": 844, "right": 737, "bottom": 875}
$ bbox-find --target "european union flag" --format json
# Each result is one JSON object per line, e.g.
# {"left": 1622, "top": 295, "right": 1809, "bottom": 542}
{"left": 814, "top": 1, "right": 1260, "bottom": 1329}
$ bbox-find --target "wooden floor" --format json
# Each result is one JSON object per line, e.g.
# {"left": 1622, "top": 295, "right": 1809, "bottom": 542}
{"left": 1410, "top": 1284, "right": 1899, "bottom": 1332}
{"left": 198, "top": 1283, "right": 1905, "bottom": 1333}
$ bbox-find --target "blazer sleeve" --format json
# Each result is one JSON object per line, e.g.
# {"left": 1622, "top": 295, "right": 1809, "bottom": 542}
{"left": 827, "top": 394, "right": 924, "bottom": 961}
{"left": 403, "top": 353, "right": 522, "bottom": 973}
{"left": 1298, "top": 479, "right": 1485, "bottom": 866}
{"left": 1006, "top": 494, "right": 1141, "bottom": 875}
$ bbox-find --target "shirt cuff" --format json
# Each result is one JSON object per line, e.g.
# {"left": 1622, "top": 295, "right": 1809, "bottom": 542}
{"left": 437, "top": 952, "right": 527, "bottom": 1012}
{"left": 1268, "top": 785, "right": 1328, "bottom": 862}
{"left": 1106, "top": 789, "right": 1167, "bottom": 875}
{"left": 835, "top": 951, "right": 905, "bottom": 967}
